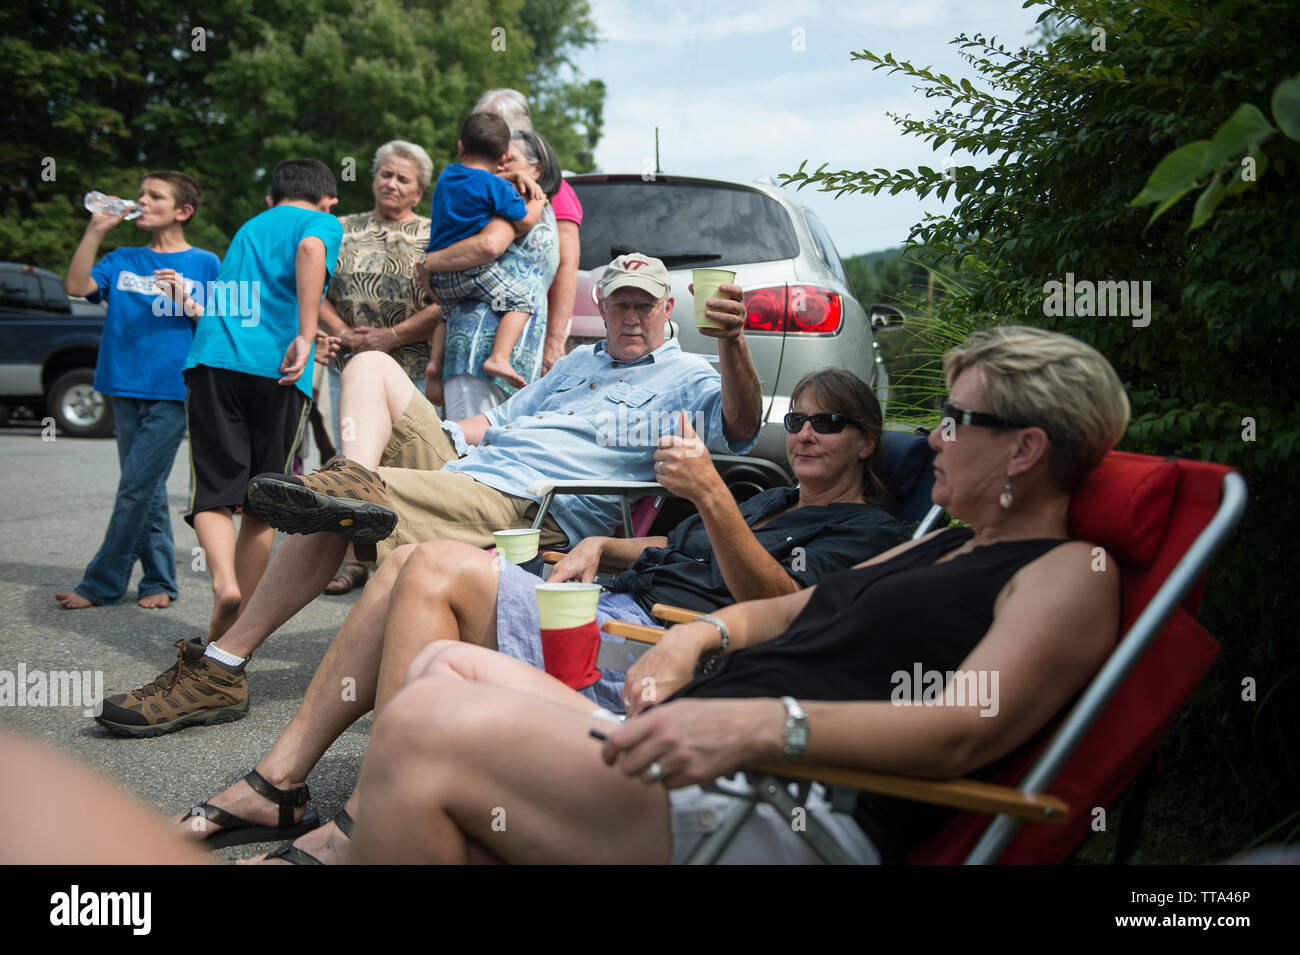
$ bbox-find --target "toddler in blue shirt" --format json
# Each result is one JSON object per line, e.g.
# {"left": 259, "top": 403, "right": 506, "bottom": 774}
{"left": 423, "top": 112, "right": 547, "bottom": 388}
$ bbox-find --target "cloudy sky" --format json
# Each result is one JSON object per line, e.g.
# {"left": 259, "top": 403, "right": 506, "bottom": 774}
{"left": 568, "top": 0, "right": 1046, "bottom": 257}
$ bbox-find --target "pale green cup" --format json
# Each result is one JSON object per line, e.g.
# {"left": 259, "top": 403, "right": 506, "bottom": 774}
{"left": 693, "top": 268, "right": 737, "bottom": 330}
{"left": 493, "top": 528, "right": 541, "bottom": 564}
{"left": 535, "top": 582, "right": 602, "bottom": 629}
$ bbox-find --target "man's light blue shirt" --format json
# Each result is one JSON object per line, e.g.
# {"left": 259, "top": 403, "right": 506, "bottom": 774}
{"left": 442, "top": 338, "right": 757, "bottom": 544}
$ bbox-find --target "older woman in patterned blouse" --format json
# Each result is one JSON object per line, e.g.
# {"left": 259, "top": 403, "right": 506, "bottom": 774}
{"left": 318, "top": 140, "right": 442, "bottom": 433}
{"left": 317, "top": 140, "right": 442, "bottom": 593}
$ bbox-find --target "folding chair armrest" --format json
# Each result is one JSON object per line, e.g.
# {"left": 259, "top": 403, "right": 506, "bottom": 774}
{"left": 651, "top": 603, "right": 703, "bottom": 624}
{"left": 525, "top": 480, "right": 665, "bottom": 537}
{"left": 601, "top": 619, "right": 665, "bottom": 645}
{"left": 524, "top": 480, "right": 664, "bottom": 497}
{"left": 542, "top": 550, "right": 625, "bottom": 577}
{"left": 600, "top": 604, "right": 708, "bottom": 644}
{"left": 744, "top": 761, "right": 1070, "bottom": 825}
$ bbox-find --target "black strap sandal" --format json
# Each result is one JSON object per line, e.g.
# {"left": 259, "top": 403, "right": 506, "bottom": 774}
{"left": 188, "top": 769, "right": 320, "bottom": 850}
{"left": 324, "top": 561, "right": 369, "bottom": 595}
{"left": 264, "top": 808, "right": 354, "bottom": 865}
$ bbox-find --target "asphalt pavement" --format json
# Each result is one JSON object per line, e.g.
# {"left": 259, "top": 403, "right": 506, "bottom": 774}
{"left": 0, "top": 422, "right": 367, "bottom": 861}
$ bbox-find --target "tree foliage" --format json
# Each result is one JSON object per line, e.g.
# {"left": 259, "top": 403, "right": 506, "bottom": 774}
{"left": 0, "top": 0, "right": 602, "bottom": 266}
{"left": 784, "top": 0, "right": 1300, "bottom": 859}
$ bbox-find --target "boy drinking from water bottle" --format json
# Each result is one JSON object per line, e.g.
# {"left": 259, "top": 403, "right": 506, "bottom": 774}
{"left": 57, "top": 171, "right": 219, "bottom": 612}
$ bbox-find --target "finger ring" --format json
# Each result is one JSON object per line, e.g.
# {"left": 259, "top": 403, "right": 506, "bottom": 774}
{"left": 655, "top": 461, "right": 664, "bottom": 473}
{"left": 644, "top": 761, "right": 665, "bottom": 783}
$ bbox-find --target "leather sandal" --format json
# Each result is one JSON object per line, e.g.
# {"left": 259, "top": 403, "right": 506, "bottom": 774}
{"left": 324, "top": 561, "right": 369, "bottom": 595}
{"left": 186, "top": 769, "right": 320, "bottom": 850}
{"left": 264, "top": 808, "right": 354, "bottom": 865}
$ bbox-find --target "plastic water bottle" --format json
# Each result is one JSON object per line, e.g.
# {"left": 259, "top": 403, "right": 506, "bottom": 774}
{"left": 83, "top": 191, "right": 141, "bottom": 220}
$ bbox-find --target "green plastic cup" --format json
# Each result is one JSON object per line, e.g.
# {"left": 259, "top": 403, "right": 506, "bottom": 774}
{"left": 693, "top": 268, "right": 737, "bottom": 330}
{"left": 493, "top": 528, "right": 541, "bottom": 564}
{"left": 534, "top": 582, "right": 602, "bottom": 630}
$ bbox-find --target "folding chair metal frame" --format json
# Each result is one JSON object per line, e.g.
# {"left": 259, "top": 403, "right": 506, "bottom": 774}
{"left": 525, "top": 479, "right": 664, "bottom": 539}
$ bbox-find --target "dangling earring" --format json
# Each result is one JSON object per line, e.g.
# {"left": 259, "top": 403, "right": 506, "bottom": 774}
{"left": 999, "top": 478, "right": 1013, "bottom": 510}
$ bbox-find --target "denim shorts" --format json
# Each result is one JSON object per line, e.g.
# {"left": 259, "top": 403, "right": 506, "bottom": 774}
{"left": 493, "top": 559, "right": 653, "bottom": 714}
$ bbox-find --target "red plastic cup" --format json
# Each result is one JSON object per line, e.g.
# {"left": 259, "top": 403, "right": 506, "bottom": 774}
{"left": 536, "top": 583, "right": 602, "bottom": 689}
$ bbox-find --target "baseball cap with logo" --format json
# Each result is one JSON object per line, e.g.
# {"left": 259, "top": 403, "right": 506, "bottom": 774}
{"left": 599, "top": 253, "right": 672, "bottom": 299}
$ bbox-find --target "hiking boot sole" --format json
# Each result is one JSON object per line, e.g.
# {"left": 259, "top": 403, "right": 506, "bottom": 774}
{"left": 94, "top": 696, "right": 250, "bottom": 739}
{"left": 244, "top": 477, "right": 397, "bottom": 543}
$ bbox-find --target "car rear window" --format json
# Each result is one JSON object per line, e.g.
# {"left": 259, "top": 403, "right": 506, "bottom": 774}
{"left": 568, "top": 179, "right": 800, "bottom": 272}
{"left": 40, "top": 276, "right": 69, "bottom": 310}
{"left": 0, "top": 269, "right": 39, "bottom": 308}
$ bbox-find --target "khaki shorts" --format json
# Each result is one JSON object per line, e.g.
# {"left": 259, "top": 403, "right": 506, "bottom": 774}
{"left": 370, "top": 393, "right": 566, "bottom": 563}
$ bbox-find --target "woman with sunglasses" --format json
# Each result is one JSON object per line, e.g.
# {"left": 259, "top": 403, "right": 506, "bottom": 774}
{"left": 534, "top": 366, "right": 911, "bottom": 712}
{"left": 343, "top": 325, "right": 1131, "bottom": 864}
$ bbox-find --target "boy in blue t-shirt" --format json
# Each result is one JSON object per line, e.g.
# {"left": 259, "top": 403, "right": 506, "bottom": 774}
{"left": 423, "top": 111, "right": 547, "bottom": 388}
{"left": 57, "top": 171, "right": 220, "bottom": 611}
{"left": 96, "top": 160, "right": 342, "bottom": 738}
{"left": 182, "top": 158, "right": 343, "bottom": 644}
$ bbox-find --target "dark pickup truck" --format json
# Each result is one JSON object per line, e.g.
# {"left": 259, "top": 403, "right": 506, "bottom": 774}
{"left": 0, "top": 261, "right": 113, "bottom": 437}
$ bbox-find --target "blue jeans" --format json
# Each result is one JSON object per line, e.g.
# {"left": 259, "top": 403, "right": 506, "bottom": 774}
{"left": 74, "top": 396, "right": 187, "bottom": 604}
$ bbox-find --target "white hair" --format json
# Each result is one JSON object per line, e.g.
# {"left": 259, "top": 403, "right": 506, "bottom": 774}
{"left": 371, "top": 140, "right": 434, "bottom": 191}
{"left": 473, "top": 88, "right": 533, "bottom": 132}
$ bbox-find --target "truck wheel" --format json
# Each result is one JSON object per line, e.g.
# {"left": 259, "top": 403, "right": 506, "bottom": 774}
{"left": 48, "top": 369, "right": 114, "bottom": 438}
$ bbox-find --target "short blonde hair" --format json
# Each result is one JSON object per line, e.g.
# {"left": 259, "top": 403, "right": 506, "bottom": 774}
{"left": 371, "top": 140, "right": 433, "bottom": 191}
{"left": 944, "top": 325, "right": 1131, "bottom": 490}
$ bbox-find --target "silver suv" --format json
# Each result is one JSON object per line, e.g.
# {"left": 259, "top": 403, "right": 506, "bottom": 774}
{"left": 564, "top": 174, "right": 900, "bottom": 498}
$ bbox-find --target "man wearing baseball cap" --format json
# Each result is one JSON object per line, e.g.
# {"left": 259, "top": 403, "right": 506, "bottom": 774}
{"left": 97, "top": 252, "right": 762, "bottom": 736}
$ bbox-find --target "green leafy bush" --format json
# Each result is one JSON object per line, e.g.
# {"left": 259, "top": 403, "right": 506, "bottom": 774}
{"left": 784, "top": 0, "right": 1300, "bottom": 861}
{"left": 0, "top": 0, "right": 603, "bottom": 267}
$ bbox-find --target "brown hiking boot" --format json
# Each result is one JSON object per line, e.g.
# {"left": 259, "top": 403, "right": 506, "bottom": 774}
{"left": 96, "top": 638, "right": 249, "bottom": 738}
{"left": 243, "top": 455, "right": 397, "bottom": 543}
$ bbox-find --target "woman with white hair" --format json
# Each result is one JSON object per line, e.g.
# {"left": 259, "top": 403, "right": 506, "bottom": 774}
{"left": 473, "top": 89, "right": 532, "bottom": 130}
{"left": 317, "top": 139, "right": 442, "bottom": 594}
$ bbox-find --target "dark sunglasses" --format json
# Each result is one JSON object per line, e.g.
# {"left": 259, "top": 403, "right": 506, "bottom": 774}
{"left": 943, "top": 401, "right": 1034, "bottom": 432}
{"left": 784, "top": 412, "right": 855, "bottom": 434}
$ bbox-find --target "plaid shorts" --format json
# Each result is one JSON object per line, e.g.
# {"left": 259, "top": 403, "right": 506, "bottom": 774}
{"left": 431, "top": 260, "right": 534, "bottom": 316}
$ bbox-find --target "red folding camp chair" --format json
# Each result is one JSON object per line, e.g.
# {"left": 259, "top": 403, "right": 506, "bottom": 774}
{"left": 910, "top": 451, "right": 1246, "bottom": 864}
{"left": 604, "top": 450, "right": 1247, "bottom": 864}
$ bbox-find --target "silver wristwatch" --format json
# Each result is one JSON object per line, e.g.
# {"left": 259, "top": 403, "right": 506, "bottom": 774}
{"left": 695, "top": 614, "right": 730, "bottom": 674}
{"left": 780, "top": 696, "right": 808, "bottom": 762}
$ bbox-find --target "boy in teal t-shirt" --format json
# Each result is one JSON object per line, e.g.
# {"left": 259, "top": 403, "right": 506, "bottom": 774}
{"left": 56, "top": 170, "right": 219, "bottom": 611}
{"left": 96, "top": 159, "right": 342, "bottom": 739}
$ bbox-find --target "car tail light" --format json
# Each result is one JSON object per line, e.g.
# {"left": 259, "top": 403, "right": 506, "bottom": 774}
{"left": 742, "top": 286, "right": 787, "bottom": 332}
{"left": 742, "top": 285, "right": 843, "bottom": 334}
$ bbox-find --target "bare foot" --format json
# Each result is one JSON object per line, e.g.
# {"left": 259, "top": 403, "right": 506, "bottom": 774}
{"left": 138, "top": 592, "right": 172, "bottom": 609}
{"left": 174, "top": 773, "right": 309, "bottom": 844}
{"left": 55, "top": 591, "right": 95, "bottom": 610}
{"left": 206, "top": 582, "right": 242, "bottom": 642}
{"left": 240, "top": 818, "right": 351, "bottom": 865}
{"left": 481, "top": 355, "right": 527, "bottom": 389}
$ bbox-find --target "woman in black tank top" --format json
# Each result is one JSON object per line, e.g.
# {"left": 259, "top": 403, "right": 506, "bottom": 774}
{"left": 349, "top": 326, "right": 1133, "bottom": 864}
